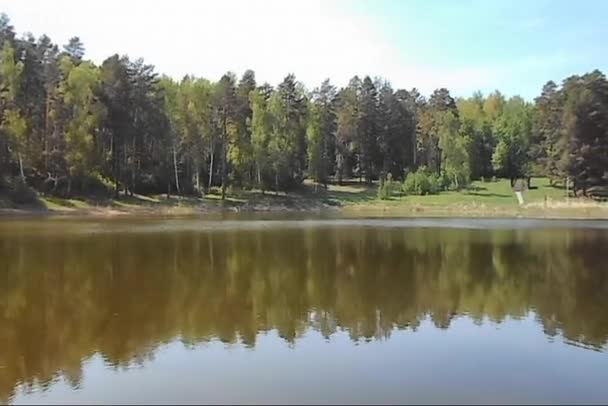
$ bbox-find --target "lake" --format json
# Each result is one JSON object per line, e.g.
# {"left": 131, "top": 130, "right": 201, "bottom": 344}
{"left": 1, "top": 216, "right": 607, "bottom": 404}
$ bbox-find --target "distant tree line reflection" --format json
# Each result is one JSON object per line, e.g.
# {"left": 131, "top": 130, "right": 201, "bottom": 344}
{"left": 1, "top": 226, "right": 607, "bottom": 401}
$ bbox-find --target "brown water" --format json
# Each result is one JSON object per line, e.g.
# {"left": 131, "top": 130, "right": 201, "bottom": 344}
{"left": 1, "top": 217, "right": 607, "bottom": 404}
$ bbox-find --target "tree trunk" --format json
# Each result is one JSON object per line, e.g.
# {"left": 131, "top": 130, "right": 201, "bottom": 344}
{"left": 130, "top": 138, "right": 136, "bottom": 197}
{"left": 173, "top": 146, "right": 180, "bottom": 194}
{"left": 112, "top": 135, "right": 119, "bottom": 198}
{"left": 275, "top": 172, "right": 279, "bottom": 196}
{"left": 18, "top": 152, "right": 25, "bottom": 182}
{"left": 220, "top": 116, "right": 227, "bottom": 201}
{"left": 208, "top": 145, "right": 215, "bottom": 190}
{"left": 194, "top": 158, "right": 201, "bottom": 196}
{"left": 123, "top": 145, "right": 129, "bottom": 195}
{"left": 221, "top": 144, "right": 227, "bottom": 200}
{"left": 44, "top": 94, "right": 50, "bottom": 173}
{"left": 257, "top": 164, "right": 264, "bottom": 195}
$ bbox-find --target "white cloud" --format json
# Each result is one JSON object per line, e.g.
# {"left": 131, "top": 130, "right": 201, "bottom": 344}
{"left": 0, "top": 0, "right": 515, "bottom": 95}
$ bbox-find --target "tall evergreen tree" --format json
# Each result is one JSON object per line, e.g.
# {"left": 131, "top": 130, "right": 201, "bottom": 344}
{"left": 61, "top": 59, "right": 105, "bottom": 194}
{"left": 358, "top": 76, "right": 379, "bottom": 182}
{"left": 533, "top": 81, "right": 562, "bottom": 180}
{"left": 232, "top": 69, "right": 256, "bottom": 187}
{"left": 214, "top": 72, "right": 237, "bottom": 199}
{"left": 307, "top": 79, "right": 337, "bottom": 187}
{"left": 491, "top": 97, "right": 534, "bottom": 186}
{"left": 250, "top": 84, "right": 273, "bottom": 191}
{"left": 0, "top": 41, "right": 27, "bottom": 181}
{"left": 335, "top": 77, "right": 361, "bottom": 183}
{"left": 63, "top": 36, "right": 85, "bottom": 63}
{"left": 99, "top": 54, "right": 131, "bottom": 196}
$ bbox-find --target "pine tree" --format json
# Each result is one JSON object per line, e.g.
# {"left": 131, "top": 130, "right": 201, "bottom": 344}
{"left": 214, "top": 73, "right": 237, "bottom": 199}
{"left": 63, "top": 36, "right": 85, "bottom": 63}
{"left": 359, "top": 76, "right": 379, "bottom": 182}
{"left": 232, "top": 69, "right": 256, "bottom": 187}
{"left": 532, "top": 81, "right": 561, "bottom": 179}
{"left": 61, "top": 60, "right": 105, "bottom": 194}
{"left": 99, "top": 54, "right": 131, "bottom": 196}
{"left": 0, "top": 41, "right": 27, "bottom": 181}
{"left": 307, "top": 79, "right": 337, "bottom": 187}
{"left": 250, "top": 85, "right": 273, "bottom": 191}
{"left": 335, "top": 77, "right": 361, "bottom": 183}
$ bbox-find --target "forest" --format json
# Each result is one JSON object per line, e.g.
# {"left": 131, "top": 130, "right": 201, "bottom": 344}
{"left": 1, "top": 13, "right": 607, "bottom": 201}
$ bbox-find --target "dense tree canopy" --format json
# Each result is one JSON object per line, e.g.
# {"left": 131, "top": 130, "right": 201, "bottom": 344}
{"left": 1, "top": 13, "right": 607, "bottom": 198}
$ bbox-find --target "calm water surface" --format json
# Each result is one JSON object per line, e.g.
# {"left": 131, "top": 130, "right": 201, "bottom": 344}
{"left": 1, "top": 216, "right": 607, "bottom": 404}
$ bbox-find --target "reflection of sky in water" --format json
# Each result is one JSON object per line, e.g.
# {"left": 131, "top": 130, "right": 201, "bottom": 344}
{"left": 11, "top": 315, "right": 608, "bottom": 404}
{"left": 2, "top": 219, "right": 608, "bottom": 404}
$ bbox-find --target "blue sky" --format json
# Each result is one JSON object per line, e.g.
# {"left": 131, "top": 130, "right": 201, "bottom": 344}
{"left": 345, "top": 0, "right": 608, "bottom": 99}
{"left": 1, "top": 0, "right": 607, "bottom": 99}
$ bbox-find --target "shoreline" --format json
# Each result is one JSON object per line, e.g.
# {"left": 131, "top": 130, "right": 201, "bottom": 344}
{"left": 2, "top": 199, "right": 607, "bottom": 220}
{"left": 2, "top": 178, "right": 607, "bottom": 220}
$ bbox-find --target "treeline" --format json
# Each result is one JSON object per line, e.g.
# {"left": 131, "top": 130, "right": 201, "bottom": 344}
{"left": 0, "top": 13, "right": 607, "bottom": 199}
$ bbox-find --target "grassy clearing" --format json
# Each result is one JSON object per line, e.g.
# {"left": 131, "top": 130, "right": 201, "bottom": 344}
{"left": 1, "top": 177, "right": 607, "bottom": 218}
{"left": 311, "top": 177, "right": 607, "bottom": 218}
{"left": 305, "top": 178, "right": 563, "bottom": 207}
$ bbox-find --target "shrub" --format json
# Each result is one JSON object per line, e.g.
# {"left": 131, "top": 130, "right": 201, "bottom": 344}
{"left": 402, "top": 167, "right": 438, "bottom": 196}
{"left": 377, "top": 173, "right": 395, "bottom": 200}
{"left": 402, "top": 173, "right": 415, "bottom": 194}
{"left": 2, "top": 177, "right": 40, "bottom": 205}
{"left": 429, "top": 173, "right": 442, "bottom": 194}
{"left": 440, "top": 172, "right": 452, "bottom": 191}
{"left": 416, "top": 172, "right": 432, "bottom": 195}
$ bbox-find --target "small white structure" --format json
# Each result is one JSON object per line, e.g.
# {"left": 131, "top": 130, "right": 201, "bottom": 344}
{"left": 513, "top": 179, "right": 525, "bottom": 205}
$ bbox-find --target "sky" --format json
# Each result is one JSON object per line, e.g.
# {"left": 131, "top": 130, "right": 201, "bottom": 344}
{"left": 1, "top": 0, "right": 607, "bottom": 99}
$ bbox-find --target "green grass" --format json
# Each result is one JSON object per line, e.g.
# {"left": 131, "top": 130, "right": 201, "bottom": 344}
{"left": 382, "top": 178, "right": 566, "bottom": 207}
{"left": 4, "top": 177, "right": 606, "bottom": 218}
{"left": 308, "top": 178, "right": 551, "bottom": 207}
{"left": 309, "top": 177, "right": 607, "bottom": 217}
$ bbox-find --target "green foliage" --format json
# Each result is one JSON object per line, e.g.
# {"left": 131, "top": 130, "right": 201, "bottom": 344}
{"left": 438, "top": 111, "right": 471, "bottom": 189}
{"left": 62, "top": 60, "right": 105, "bottom": 178}
{"left": 457, "top": 93, "right": 495, "bottom": 179}
{"left": 4, "top": 176, "right": 38, "bottom": 204}
{"left": 491, "top": 97, "right": 534, "bottom": 182}
{"left": 250, "top": 87, "right": 273, "bottom": 190}
{"left": 428, "top": 173, "right": 443, "bottom": 194}
{"left": 307, "top": 79, "right": 337, "bottom": 185}
{"left": 262, "top": 74, "right": 309, "bottom": 190}
{"left": 0, "top": 12, "right": 607, "bottom": 201}
{"left": 0, "top": 41, "right": 28, "bottom": 179}
{"left": 230, "top": 70, "right": 256, "bottom": 186}
{"left": 554, "top": 71, "right": 608, "bottom": 193}
{"left": 377, "top": 173, "right": 395, "bottom": 200}
{"left": 403, "top": 167, "right": 437, "bottom": 195}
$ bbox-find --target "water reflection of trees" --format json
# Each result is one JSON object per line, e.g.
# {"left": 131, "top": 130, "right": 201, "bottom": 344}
{"left": 1, "top": 226, "right": 607, "bottom": 401}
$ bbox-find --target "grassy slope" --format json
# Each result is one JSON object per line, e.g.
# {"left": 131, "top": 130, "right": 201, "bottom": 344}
{"left": 1, "top": 178, "right": 607, "bottom": 218}
{"left": 329, "top": 178, "right": 565, "bottom": 208}
{"left": 325, "top": 178, "right": 607, "bottom": 218}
